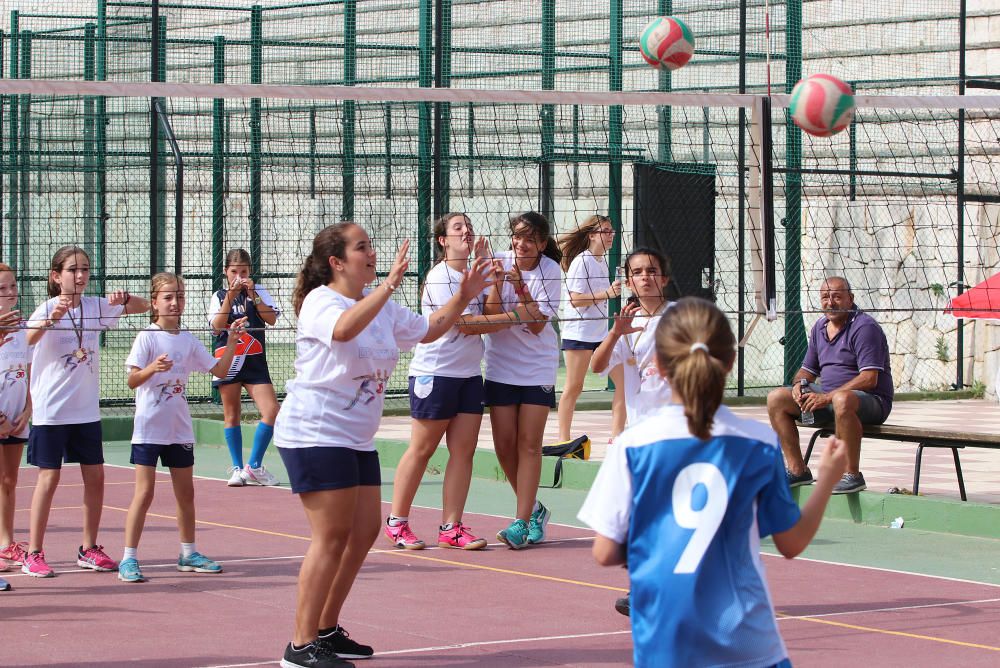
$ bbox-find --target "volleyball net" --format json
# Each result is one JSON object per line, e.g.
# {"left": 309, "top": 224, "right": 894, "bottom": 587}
{"left": 0, "top": 78, "right": 997, "bottom": 405}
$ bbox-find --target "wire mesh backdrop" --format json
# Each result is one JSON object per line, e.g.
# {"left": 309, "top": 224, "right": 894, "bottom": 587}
{"left": 0, "top": 1, "right": 997, "bottom": 410}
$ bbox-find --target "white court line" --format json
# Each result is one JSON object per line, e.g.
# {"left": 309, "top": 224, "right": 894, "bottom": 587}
{"left": 761, "top": 551, "right": 1000, "bottom": 589}
{"left": 2, "top": 553, "right": 306, "bottom": 580}
{"left": 778, "top": 597, "right": 1000, "bottom": 622}
{"left": 194, "top": 630, "right": 633, "bottom": 668}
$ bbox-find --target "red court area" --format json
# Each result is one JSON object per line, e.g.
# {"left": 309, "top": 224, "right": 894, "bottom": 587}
{"left": 4, "top": 464, "right": 1000, "bottom": 667}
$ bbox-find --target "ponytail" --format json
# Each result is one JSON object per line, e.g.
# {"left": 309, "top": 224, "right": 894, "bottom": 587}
{"left": 654, "top": 297, "right": 736, "bottom": 440}
{"left": 293, "top": 222, "right": 353, "bottom": 316}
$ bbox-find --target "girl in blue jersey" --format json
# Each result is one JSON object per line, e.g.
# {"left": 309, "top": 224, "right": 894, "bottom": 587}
{"left": 579, "top": 297, "right": 848, "bottom": 668}
{"left": 208, "top": 249, "right": 282, "bottom": 487}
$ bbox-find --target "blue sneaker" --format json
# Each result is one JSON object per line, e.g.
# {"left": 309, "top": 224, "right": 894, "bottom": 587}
{"left": 177, "top": 552, "right": 222, "bottom": 574}
{"left": 118, "top": 557, "right": 145, "bottom": 583}
{"left": 527, "top": 501, "right": 551, "bottom": 544}
{"left": 496, "top": 519, "right": 530, "bottom": 550}
{"left": 0, "top": 576, "right": 10, "bottom": 591}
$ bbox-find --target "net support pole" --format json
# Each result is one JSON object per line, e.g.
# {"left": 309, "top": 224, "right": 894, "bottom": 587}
{"left": 6, "top": 11, "right": 17, "bottom": 275}
{"left": 417, "top": 0, "right": 432, "bottom": 283}
{"left": 249, "top": 5, "right": 262, "bottom": 279}
{"left": 149, "top": 0, "right": 160, "bottom": 274}
{"left": 212, "top": 35, "right": 225, "bottom": 290}
{"left": 956, "top": 0, "right": 967, "bottom": 389}
{"left": 96, "top": 0, "right": 108, "bottom": 297}
{"left": 748, "top": 97, "right": 776, "bottom": 323}
{"left": 608, "top": 0, "right": 623, "bottom": 326}
{"left": 737, "top": 0, "right": 747, "bottom": 395}
{"left": 0, "top": 29, "right": 4, "bottom": 261}
{"left": 17, "top": 30, "right": 30, "bottom": 278}
{"left": 432, "top": 0, "right": 452, "bottom": 221}
{"left": 83, "top": 24, "right": 96, "bottom": 258}
{"left": 342, "top": 0, "right": 356, "bottom": 221}
{"left": 538, "top": 0, "right": 554, "bottom": 221}
{"left": 657, "top": 0, "right": 672, "bottom": 163}
{"left": 783, "top": 0, "right": 806, "bottom": 385}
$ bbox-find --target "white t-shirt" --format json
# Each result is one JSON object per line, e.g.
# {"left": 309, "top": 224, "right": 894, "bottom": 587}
{"left": 274, "top": 286, "right": 429, "bottom": 451}
{"left": 408, "top": 261, "right": 486, "bottom": 379}
{"left": 601, "top": 305, "right": 673, "bottom": 425}
{"left": 484, "top": 251, "right": 562, "bottom": 387}
{"left": 126, "top": 325, "right": 218, "bottom": 445}
{"left": 560, "top": 250, "right": 611, "bottom": 343}
{"left": 28, "top": 296, "right": 124, "bottom": 425}
{"left": 0, "top": 328, "right": 31, "bottom": 438}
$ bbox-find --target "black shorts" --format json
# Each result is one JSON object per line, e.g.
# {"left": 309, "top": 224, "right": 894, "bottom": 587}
{"left": 278, "top": 446, "right": 381, "bottom": 494}
{"left": 483, "top": 379, "right": 556, "bottom": 408}
{"left": 0, "top": 435, "right": 28, "bottom": 445}
{"left": 409, "top": 375, "right": 484, "bottom": 420}
{"left": 560, "top": 338, "right": 601, "bottom": 351}
{"left": 27, "top": 422, "right": 104, "bottom": 469}
{"left": 131, "top": 443, "right": 195, "bottom": 468}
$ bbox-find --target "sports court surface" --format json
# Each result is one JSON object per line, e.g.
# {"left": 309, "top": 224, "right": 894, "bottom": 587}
{"left": 5, "top": 418, "right": 1000, "bottom": 668}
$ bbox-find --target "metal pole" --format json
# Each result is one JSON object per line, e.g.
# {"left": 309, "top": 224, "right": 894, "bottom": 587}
{"left": 609, "top": 1, "right": 623, "bottom": 291}
{"left": 212, "top": 35, "right": 225, "bottom": 289}
{"left": 83, "top": 24, "right": 96, "bottom": 257}
{"left": 737, "top": 0, "right": 746, "bottom": 395}
{"left": 17, "top": 30, "right": 30, "bottom": 277}
{"left": 149, "top": 0, "right": 160, "bottom": 274}
{"left": 417, "top": 0, "right": 433, "bottom": 282}
{"left": 7, "top": 11, "right": 18, "bottom": 274}
{"left": 432, "top": 0, "right": 452, "bottom": 220}
{"left": 249, "top": 5, "right": 262, "bottom": 278}
{"left": 342, "top": 0, "right": 355, "bottom": 220}
{"left": 783, "top": 0, "right": 806, "bottom": 385}
{"left": 956, "top": 0, "right": 967, "bottom": 388}
{"left": 539, "top": 0, "right": 554, "bottom": 220}
{"left": 96, "top": 0, "right": 108, "bottom": 296}
{"left": 658, "top": 0, "right": 672, "bottom": 162}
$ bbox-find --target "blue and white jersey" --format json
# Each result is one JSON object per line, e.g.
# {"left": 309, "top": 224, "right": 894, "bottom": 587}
{"left": 578, "top": 403, "right": 801, "bottom": 668}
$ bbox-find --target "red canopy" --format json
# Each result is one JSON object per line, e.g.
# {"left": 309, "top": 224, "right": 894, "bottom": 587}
{"left": 947, "top": 272, "right": 1000, "bottom": 320}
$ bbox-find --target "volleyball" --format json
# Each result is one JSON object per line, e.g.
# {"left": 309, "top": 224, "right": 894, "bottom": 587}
{"left": 638, "top": 16, "right": 695, "bottom": 71}
{"left": 789, "top": 74, "right": 856, "bottom": 137}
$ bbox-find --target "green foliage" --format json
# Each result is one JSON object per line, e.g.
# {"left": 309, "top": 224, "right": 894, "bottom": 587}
{"left": 935, "top": 335, "right": 950, "bottom": 363}
{"left": 929, "top": 283, "right": 945, "bottom": 298}
{"left": 970, "top": 379, "right": 987, "bottom": 399}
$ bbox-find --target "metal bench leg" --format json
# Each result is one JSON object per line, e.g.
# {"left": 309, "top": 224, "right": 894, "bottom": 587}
{"left": 951, "top": 447, "right": 967, "bottom": 502}
{"left": 803, "top": 429, "right": 828, "bottom": 467}
{"left": 913, "top": 445, "right": 924, "bottom": 496}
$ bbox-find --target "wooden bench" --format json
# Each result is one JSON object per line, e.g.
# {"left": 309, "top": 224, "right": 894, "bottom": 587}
{"left": 802, "top": 423, "right": 1000, "bottom": 502}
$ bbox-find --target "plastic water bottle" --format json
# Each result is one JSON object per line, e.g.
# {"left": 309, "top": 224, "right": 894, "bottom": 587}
{"left": 799, "top": 378, "right": 815, "bottom": 425}
{"left": 615, "top": 266, "right": 631, "bottom": 302}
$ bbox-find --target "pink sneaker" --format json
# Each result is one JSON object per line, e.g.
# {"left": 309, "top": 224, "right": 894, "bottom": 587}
{"left": 438, "top": 523, "right": 488, "bottom": 550}
{"left": 22, "top": 551, "right": 55, "bottom": 578}
{"left": 384, "top": 520, "right": 425, "bottom": 550}
{"left": 0, "top": 541, "right": 28, "bottom": 565}
{"left": 77, "top": 545, "right": 117, "bottom": 572}
{"left": 0, "top": 557, "right": 7, "bottom": 572}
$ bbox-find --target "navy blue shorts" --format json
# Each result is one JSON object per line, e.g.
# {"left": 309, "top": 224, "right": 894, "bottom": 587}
{"left": 560, "top": 338, "right": 600, "bottom": 351}
{"left": 278, "top": 446, "right": 381, "bottom": 494}
{"left": 213, "top": 355, "right": 273, "bottom": 387}
{"left": 0, "top": 435, "right": 27, "bottom": 445}
{"left": 27, "top": 422, "right": 104, "bottom": 469}
{"left": 409, "top": 375, "right": 484, "bottom": 420}
{"left": 483, "top": 379, "right": 556, "bottom": 408}
{"left": 131, "top": 443, "right": 195, "bottom": 468}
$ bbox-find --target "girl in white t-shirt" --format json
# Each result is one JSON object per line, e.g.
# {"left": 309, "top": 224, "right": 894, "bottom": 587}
{"left": 385, "top": 213, "right": 529, "bottom": 551}
{"left": 22, "top": 245, "right": 149, "bottom": 579}
{"left": 592, "top": 247, "right": 675, "bottom": 428}
{"left": 483, "top": 211, "right": 563, "bottom": 550}
{"left": 0, "top": 263, "right": 31, "bottom": 587}
{"left": 556, "top": 215, "right": 624, "bottom": 443}
{"left": 272, "top": 222, "right": 491, "bottom": 667}
{"left": 117, "top": 273, "right": 248, "bottom": 584}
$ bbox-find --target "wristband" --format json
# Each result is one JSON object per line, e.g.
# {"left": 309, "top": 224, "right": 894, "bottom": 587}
{"left": 123, "top": 294, "right": 131, "bottom": 306}
{"left": 511, "top": 310, "right": 521, "bottom": 322}
{"left": 384, "top": 282, "right": 398, "bottom": 294}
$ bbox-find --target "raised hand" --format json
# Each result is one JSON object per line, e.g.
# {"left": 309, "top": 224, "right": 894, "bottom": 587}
{"left": 148, "top": 353, "right": 174, "bottom": 374}
{"left": 386, "top": 239, "right": 410, "bottom": 289}
{"left": 473, "top": 235, "right": 491, "bottom": 260}
{"left": 611, "top": 300, "right": 643, "bottom": 337}
{"left": 107, "top": 290, "right": 131, "bottom": 307}
{"left": 228, "top": 317, "right": 249, "bottom": 336}
{"left": 242, "top": 278, "right": 257, "bottom": 297}
{"left": 227, "top": 277, "right": 244, "bottom": 300}
{"left": 459, "top": 258, "right": 495, "bottom": 301}
{"left": 50, "top": 295, "right": 72, "bottom": 321}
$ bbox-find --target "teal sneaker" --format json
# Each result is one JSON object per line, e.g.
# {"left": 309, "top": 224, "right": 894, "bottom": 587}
{"left": 527, "top": 502, "right": 551, "bottom": 544}
{"left": 496, "top": 519, "right": 530, "bottom": 550}
{"left": 177, "top": 552, "right": 222, "bottom": 574}
{"left": 118, "top": 557, "right": 145, "bottom": 583}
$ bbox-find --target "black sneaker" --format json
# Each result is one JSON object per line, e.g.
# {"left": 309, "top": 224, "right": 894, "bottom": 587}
{"left": 317, "top": 626, "right": 374, "bottom": 660}
{"left": 281, "top": 642, "right": 354, "bottom": 668}
{"left": 614, "top": 592, "right": 630, "bottom": 617}
{"left": 786, "top": 467, "right": 814, "bottom": 488}
{"left": 832, "top": 472, "right": 867, "bottom": 495}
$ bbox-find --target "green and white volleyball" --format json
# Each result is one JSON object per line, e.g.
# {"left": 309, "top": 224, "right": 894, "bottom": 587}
{"left": 788, "top": 74, "right": 856, "bottom": 137}
{"left": 638, "top": 16, "right": 695, "bottom": 71}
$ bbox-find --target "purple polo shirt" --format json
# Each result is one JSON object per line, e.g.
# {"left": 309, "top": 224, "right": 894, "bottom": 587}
{"left": 801, "top": 307, "right": 893, "bottom": 421}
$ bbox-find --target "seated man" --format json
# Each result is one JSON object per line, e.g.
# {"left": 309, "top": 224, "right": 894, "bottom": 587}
{"left": 767, "top": 276, "right": 893, "bottom": 494}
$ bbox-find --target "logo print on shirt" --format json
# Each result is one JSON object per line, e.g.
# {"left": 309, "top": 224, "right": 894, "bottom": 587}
{"left": 154, "top": 378, "right": 186, "bottom": 406}
{"left": 59, "top": 347, "right": 95, "bottom": 372}
{"left": 1, "top": 364, "right": 26, "bottom": 391}
{"left": 344, "top": 369, "right": 389, "bottom": 410}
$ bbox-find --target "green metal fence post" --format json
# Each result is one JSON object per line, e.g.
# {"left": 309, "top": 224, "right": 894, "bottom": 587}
{"left": 212, "top": 35, "right": 226, "bottom": 290}
{"left": 96, "top": 0, "right": 108, "bottom": 297}
{"left": 249, "top": 5, "right": 263, "bottom": 278}
{"left": 83, "top": 24, "right": 96, "bottom": 258}
{"left": 783, "top": 0, "right": 806, "bottom": 383}
{"left": 17, "top": 30, "right": 30, "bottom": 279}
{"left": 432, "top": 0, "right": 452, "bottom": 219}
{"left": 608, "top": 2, "right": 623, "bottom": 276}
{"left": 658, "top": 0, "right": 672, "bottom": 162}
{"left": 539, "top": 0, "right": 555, "bottom": 220}
{"left": 342, "top": 0, "right": 356, "bottom": 221}
{"left": 6, "top": 11, "right": 18, "bottom": 276}
{"left": 153, "top": 15, "right": 167, "bottom": 273}
{"left": 417, "top": 0, "right": 433, "bottom": 281}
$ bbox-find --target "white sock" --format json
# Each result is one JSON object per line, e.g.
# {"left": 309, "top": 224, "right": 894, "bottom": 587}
{"left": 387, "top": 515, "right": 407, "bottom": 527}
{"left": 181, "top": 542, "right": 196, "bottom": 558}
{"left": 532, "top": 500, "right": 541, "bottom": 513}
{"left": 440, "top": 522, "right": 455, "bottom": 531}
{"left": 123, "top": 547, "right": 137, "bottom": 561}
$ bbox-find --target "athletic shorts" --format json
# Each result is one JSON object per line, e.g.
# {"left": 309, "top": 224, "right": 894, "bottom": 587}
{"left": 409, "top": 375, "right": 484, "bottom": 420}
{"left": 131, "top": 443, "right": 195, "bottom": 468}
{"left": 27, "top": 422, "right": 104, "bottom": 469}
{"left": 212, "top": 355, "right": 272, "bottom": 387}
{"left": 483, "top": 379, "right": 556, "bottom": 408}
{"left": 278, "top": 446, "right": 380, "bottom": 494}
{"left": 0, "top": 435, "right": 28, "bottom": 445}
{"left": 800, "top": 384, "right": 886, "bottom": 425}
{"left": 560, "top": 338, "right": 601, "bottom": 351}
